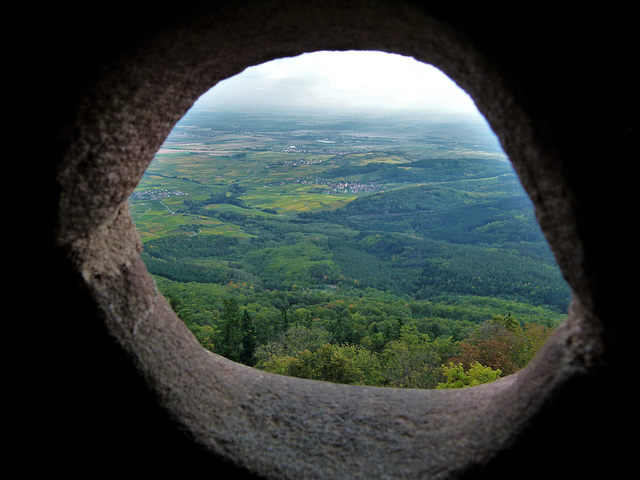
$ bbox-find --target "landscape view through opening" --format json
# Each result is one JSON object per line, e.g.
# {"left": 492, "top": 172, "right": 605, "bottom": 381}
{"left": 130, "top": 51, "right": 570, "bottom": 389}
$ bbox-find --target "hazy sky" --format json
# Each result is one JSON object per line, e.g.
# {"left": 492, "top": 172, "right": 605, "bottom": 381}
{"left": 192, "top": 51, "right": 479, "bottom": 115}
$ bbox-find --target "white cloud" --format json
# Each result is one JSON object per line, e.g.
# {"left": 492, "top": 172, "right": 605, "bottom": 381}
{"left": 194, "top": 50, "right": 479, "bottom": 115}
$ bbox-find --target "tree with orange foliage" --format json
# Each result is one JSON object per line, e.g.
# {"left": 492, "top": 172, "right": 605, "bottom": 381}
{"left": 447, "top": 338, "right": 518, "bottom": 375}
{"left": 446, "top": 314, "right": 555, "bottom": 376}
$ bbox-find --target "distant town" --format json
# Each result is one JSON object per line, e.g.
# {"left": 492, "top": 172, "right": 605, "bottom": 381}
{"left": 130, "top": 189, "right": 189, "bottom": 200}
{"left": 272, "top": 144, "right": 360, "bottom": 155}
{"left": 265, "top": 178, "right": 385, "bottom": 194}
{"left": 313, "top": 179, "right": 386, "bottom": 194}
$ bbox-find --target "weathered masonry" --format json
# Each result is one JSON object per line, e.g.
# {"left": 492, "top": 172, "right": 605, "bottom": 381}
{"left": 7, "top": 1, "right": 636, "bottom": 478}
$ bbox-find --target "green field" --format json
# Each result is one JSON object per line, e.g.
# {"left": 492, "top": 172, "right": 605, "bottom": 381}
{"left": 131, "top": 112, "right": 510, "bottom": 240}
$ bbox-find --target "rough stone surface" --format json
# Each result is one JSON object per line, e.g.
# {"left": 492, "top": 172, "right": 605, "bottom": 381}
{"left": 7, "top": 1, "right": 637, "bottom": 478}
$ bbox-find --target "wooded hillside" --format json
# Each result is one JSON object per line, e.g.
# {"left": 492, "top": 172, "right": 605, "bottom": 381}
{"left": 131, "top": 110, "right": 569, "bottom": 387}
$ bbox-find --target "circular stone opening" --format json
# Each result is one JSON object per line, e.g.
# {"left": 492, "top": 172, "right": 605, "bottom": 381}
{"left": 54, "top": 3, "right": 601, "bottom": 478}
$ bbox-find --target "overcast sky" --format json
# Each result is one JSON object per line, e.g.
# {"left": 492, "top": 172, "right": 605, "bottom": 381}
{"left": 192, "top": 51, "right": 480, "bottom": 115}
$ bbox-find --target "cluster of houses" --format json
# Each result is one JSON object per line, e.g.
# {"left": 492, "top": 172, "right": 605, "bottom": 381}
{"left": 129, "top": 189, "right": 188, "bottom": 200}
{"left": 318, "top": 180, "right": 385, "bottom": 194}
{"left": 263, "top": 177, "right": 383, "bottom": 194}
{"left": 275, "top": 157, "right": 322, "bottom": 167}
{"left": 272, "top": 144, "right": 359, "bottom": 156}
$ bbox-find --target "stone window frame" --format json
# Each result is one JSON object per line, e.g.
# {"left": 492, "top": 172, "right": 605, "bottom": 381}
{"left": 54, "top": 2, "right": 605, "bottom": 478}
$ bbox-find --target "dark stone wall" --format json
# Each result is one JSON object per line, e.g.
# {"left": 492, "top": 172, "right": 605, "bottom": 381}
{"left": 6, "top": 1, "right": 636, "bottom": 478}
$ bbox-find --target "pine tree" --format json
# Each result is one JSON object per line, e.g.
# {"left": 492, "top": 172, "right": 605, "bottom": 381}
{"left": 240, "top": 309, "right": 257, "bottom": 366}
{"left": 218, "top": 298, "right": 242, "bottom": 362}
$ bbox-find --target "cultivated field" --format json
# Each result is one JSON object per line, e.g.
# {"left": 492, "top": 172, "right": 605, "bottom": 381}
{"left": 130, "top": 110, "right": 509, "bottom": 241}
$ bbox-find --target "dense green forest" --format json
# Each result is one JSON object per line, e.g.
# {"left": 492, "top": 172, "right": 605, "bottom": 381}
{"left": 131, "top": 109, "right": 569, "bottom": 388}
